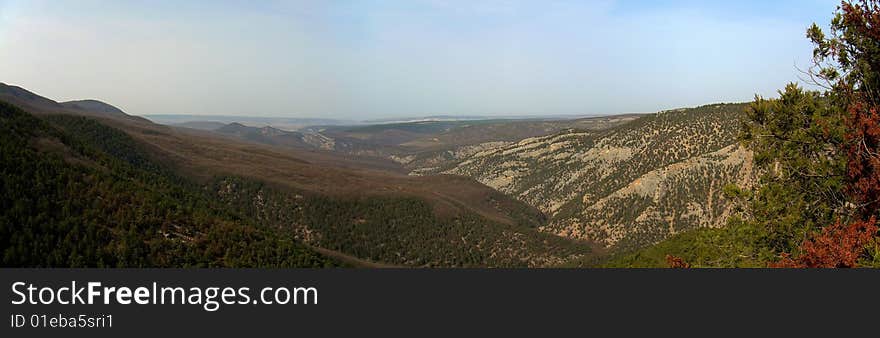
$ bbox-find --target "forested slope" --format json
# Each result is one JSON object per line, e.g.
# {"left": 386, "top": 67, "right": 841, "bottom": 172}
{"left": 1, "top": 99, "right": 594, "bottom": 267}
{"left": 0, "top": 101, "right": 339, "bottom": 267}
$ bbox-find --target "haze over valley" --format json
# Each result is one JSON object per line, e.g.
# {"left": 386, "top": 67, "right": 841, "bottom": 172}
{"left": 0, "top": 81, "right": 752, "bottom": 267}
{"left": 3, "top": 0, "right": 878, "bottom": 268}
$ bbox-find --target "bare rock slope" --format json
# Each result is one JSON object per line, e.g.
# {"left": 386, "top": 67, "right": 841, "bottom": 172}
{"left": 414, "top": 103, "right": 754, "bottom": 250}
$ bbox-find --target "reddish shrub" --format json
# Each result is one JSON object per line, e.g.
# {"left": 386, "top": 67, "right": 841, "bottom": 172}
{"left": 771, "top": 217, "right": 877, "bottom": 268}
{"left": 773, "top": 1, "right": 880, "bottom": 268}
{"left": 665, "top": 255, "right": 691, "bottom": 268}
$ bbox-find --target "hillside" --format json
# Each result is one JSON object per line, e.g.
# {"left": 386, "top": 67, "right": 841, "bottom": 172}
{"left": 0, "top": 82, "right": 148, "bottom": 123}
{"left": 410, "top": 103, "right": 754, "bottom": 252}
{"left": 0, "top": 82, "right": 762, "bottom": 267}
{"left": 126, "top": 117, "right": 593, "bottom": 267}
{"left": 145, "top": 114, "right": 352, "bottom": 131}
{"left": 60, "top": 99, "right": 127, "bottom": 116}
{"left": 215, "top": 122, "right": 321, "bottom": 150}
{"left": 172, "top": 121, "right": 227, "bottom": 131}
{"left": 299, "top": 115, "right": 641, "bottom": 168}
{"left": 0, "top": 101, "right": 340, "bottom": 267}
{"left": 152, "top": 112, "right": 640, "bottom": 175}
{"left": 0, "top": 85, "right": 596, "bottom": 267}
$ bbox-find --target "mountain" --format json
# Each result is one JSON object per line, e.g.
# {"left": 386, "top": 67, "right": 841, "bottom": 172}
{"left": 171, "top": 121, "right": 227, "bottom": 131}
{"left": 0, "top": 85, "right": 594, "bottom": 267}
{"left": 145, "top": 114, "right": 353, "bottom": 130}
{"left": 215, "top": 122, "right": 334, "bottom": 150}
{"left": 0, "top": 83, "right": 761, "bottom": 267}
{"left": 0, "top": 100, "right": 340, "bottom": 267}
{"left": 60, "top": 99, "right": 127, "bottom": 116}
{"left": 408, "top": 103, "right": 754, "bottom": 252}
{"left": 0, "top": 82, "right": 61, "bottom": 109}
{"left": 309, "top": 115, "right": 641, "bottom": 163}
{"left": 132, "top": 118, "right": 593, "bottom": 267}
{"left": 0, "top": 82, "right": 147, "bottom": 123}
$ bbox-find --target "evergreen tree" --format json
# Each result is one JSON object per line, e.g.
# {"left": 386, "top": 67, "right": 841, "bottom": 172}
{"left": 768, "top": 0, "right": 880, "bottom": 267}
{"left": 739, "top": 84, "right": 847, "bottom": 254}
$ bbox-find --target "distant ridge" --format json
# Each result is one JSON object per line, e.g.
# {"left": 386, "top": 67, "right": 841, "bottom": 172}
{"left": 0, "top": 82, "right": 144, "bottom": 122}
{"left": 0, "top": 82, "right": 61, "bottom": 109}
{"left": 171, "top": 120, "right": 227, "bottom": 131}
{"left": 60, "top": 99, "right": 126, "bottom": 116}
{"left": 145, "top": 114, "right": 353, "bottom": 130}
{"left": 215, "top": 122, "right": 317, "bottom": 149}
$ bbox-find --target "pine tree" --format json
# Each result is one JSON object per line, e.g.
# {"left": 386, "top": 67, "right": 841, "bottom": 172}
{"left": 766, "top": 0, "right": 880, "bottom": 267}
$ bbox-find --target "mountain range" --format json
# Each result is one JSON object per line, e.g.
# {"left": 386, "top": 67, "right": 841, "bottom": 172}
{"left": 0, "top": 83, "right": 135, "bottom": 121}
{"left": 0, "top": 82, "right": 752, "bottom": 267}
{"left": 412, "top": 104, "right": 754, "bottom": 251}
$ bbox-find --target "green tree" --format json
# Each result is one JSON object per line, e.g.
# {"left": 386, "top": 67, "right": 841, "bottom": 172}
{"left": 752, "top": 0, "right": 880, "bottom": 267}
{"left": 738, "top": 84, "right": 847, "bottom": 254}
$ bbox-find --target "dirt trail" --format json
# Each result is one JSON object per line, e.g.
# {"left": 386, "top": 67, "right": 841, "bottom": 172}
{"left": 307, "top": 245, "right": 404, "bottom": 268}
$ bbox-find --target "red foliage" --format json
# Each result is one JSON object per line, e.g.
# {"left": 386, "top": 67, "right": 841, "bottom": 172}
{"left": 665, "top": 255, "right": 690, "bottom": 268}
{"left": 774, "top": 1, "right": 880, "bottom": 268}
{"left": 771, "top": 217, "right": 877, "bottom": 268}
{"left": 845, "top": 101, "right": 880, "bottom": 217}
{"left": 839, "top": 1, "right": 880, "bottom": 217}
{"left": 840, "top": 1, "right": 880, "bottom": 42}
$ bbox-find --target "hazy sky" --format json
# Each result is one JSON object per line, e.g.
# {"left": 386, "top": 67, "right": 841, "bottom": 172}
{"left": 0, "top": 0, "right": 840, "bottom": 119}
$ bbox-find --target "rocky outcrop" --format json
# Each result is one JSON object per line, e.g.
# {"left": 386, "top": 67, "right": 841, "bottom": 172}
{"left": 410, "top": 103, "right": 756, "bottom": 250}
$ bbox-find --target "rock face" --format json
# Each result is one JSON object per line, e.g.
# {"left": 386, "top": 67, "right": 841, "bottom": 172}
{"left": 412, "top": 103, "right": 755, "bottom": 250}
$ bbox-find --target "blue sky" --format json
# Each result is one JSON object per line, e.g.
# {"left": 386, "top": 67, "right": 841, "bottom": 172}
{"left": 0, "top": 0, "right": 840, "bottom": 119}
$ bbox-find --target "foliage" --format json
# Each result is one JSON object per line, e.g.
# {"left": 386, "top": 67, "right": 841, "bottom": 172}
{"left": 208, "top": 177, "right": 591, "bottom": 267}
{"left": 1, "top": 99, "right": 594, "bottom": 268}
{"left": 0, "top": 101, "right": 340, "bottom": 267}
{"left": 771, "top": 217, "right": 877, "bottom": 267}
{"left": 602, "top": 218, "right": 775, "bottom": 268}
{"left": 440, "top": 103, "right": 750, "bottom": 250}
{"left": 522, "top": 1, "right": 880, "bottom": 268}
{"left": 768, "top": 0, "right": 880, "bottom": 267}
{"left": 629, "top": 1, "right": 880, "bottom": 268}
{"left": 665, "top": 255, "right": 690, "bottom": 268}
{"left": 656, "top": 0, "right": 880, "bottom": 268}
{"left": 738, "top": 84, "right": 847, "bottom": 253}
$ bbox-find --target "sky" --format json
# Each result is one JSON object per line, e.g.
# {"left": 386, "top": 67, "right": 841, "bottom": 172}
{"left": 0, "top": 0, "right": 841, "bottom": 120}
